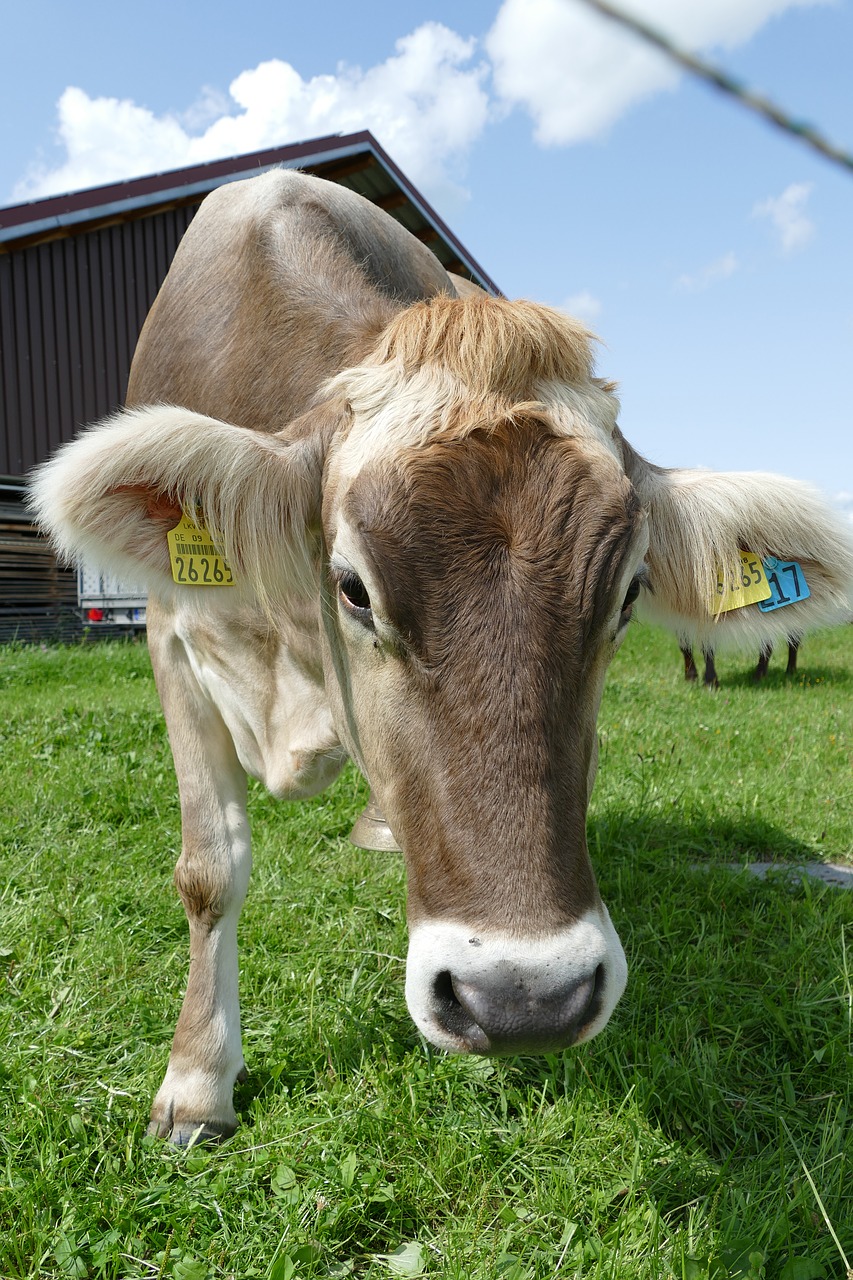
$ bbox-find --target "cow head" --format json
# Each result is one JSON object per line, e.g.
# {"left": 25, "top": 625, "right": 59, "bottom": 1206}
{"left": 316, "top": 298, "right": 646, "bottom": 1051}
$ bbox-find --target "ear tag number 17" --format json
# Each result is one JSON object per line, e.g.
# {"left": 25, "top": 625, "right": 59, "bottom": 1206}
{"left": 167, "top": 515, "right": 234, "bottom": 586}
{"left": 757, "top": 557, "right": 810, "bottom": 612}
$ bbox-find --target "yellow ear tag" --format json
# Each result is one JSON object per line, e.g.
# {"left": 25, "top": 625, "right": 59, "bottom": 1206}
{"left": 711, "top": 551, "right": 771, "bottom": 614}
{"left": 167, "top": 514, "right": 234, "bottom": 586}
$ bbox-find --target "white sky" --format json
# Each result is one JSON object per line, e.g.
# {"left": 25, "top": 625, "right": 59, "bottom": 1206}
{"left": 2, "top": 0, "right": 851, "bottom": 508}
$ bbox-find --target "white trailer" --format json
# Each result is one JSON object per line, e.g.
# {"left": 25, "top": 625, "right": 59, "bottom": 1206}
{"left": 77, "top": 563, "right": 147, "bottom": 630}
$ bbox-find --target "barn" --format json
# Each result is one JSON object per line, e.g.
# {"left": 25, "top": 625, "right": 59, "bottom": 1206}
{"left": 0, "top": 130, "right": 496, "bottom": 639}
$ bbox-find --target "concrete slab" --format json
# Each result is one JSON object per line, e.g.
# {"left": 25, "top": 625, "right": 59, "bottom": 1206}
{"left": 714, "top": 862, "right": 853, "bottom": 888}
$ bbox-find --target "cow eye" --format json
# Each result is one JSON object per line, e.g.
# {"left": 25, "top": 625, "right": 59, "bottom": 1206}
{"left": 620, "top": 575, "right": 641, "bottom": 617}
{"left": 338, "top": 570, "right": 373, "bottom": 622}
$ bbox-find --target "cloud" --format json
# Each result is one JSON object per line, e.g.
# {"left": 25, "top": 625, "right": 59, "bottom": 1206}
{"left": 14, "top": 1, "right": 833, "bottom": 206}
{"left": 14, "top": 23, "right": 489, "bottom": 207}
{"left": 676, "top": 251, "right": 739, "bottom": 292}
{"left": 561, "top": 290, "right": 603, "bottom": 321}
{"left": 752, "top": 182, "right": 815, "bottom": 253}
{"left": 178, "top": 86, "right": 234, "bottom": 134}
{"left": 486, "top": 0, "right": 829, "bottom": 146}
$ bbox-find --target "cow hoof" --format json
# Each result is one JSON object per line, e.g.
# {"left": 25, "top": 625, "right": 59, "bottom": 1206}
{"left": 349, "top": 794, "right": 401, "bottom": 852}
{"left": 146, "top": 1114, "right": 238, "bottom": 1146}
{"left": 147, "top": 1084, "right": 241, "bottom": 1146}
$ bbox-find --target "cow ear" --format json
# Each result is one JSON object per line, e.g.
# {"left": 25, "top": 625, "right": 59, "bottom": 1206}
{"left": 616, "top": 429, "right": 853, "bottom": 649}
{"left": 447, "top": 272, "right": 487, "bottom": 299}
{"left": 29, "top": 404, "right": 332, "bottom": 609}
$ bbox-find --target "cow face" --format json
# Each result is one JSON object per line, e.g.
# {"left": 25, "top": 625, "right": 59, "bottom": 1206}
{"left": 318, "top": 307, "right": 647, "bottom": 1055}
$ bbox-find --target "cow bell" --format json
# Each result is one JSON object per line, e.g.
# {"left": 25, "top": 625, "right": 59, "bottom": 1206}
{"left": 349, "top": 792, "right": 401, "bottom": 852}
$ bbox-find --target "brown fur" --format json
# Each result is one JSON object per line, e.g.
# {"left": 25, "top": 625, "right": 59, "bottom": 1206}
{"left": 333, "top": 421, "right": 642, "bottom": 931}
{"left": 127, "top": 174, "right": 449, "bottom": 428}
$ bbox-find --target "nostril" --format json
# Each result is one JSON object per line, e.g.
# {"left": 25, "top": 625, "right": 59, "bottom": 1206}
{"left": 432, "top": 970, "right": 461, "bottom": 1009}
{"left": 430, "top": 962, "right": 607, "bottom": 1055}
{"left": 588, "top": 963, "right": 606, "bottom": 1022}
{"left": 431, "top": 969, "right": 490, "bottom": 1052}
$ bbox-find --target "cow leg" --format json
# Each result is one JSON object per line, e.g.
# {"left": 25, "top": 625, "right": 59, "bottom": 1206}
{"left": 681, "top": 645, "right": 699, "bottom": 682}
{"left": 702, "top": 649, "right": 719, "bottom": 688}
{"left": 786, "top": 638, "right": 800, "bottom": 675}
{"left": 147, "top": 633, "right": 251, "bottom": 1144}
{"left": 754, "top": 642, "right": 773, "bottom": 681}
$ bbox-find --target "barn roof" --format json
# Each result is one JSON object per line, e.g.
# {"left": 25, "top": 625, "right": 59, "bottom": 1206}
{"left": 0, "top": 131, "right": 500, "bottom": 636}
{"left": 0, "top": 129, "right": 498, "bottom": 294}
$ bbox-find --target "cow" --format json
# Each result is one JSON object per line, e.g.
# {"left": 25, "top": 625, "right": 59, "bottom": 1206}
{"left": 680, "top": 638, "right": 800, "bottom": 687}
{"left": 30, "top": 169, "right": 853, "bottom": 1145}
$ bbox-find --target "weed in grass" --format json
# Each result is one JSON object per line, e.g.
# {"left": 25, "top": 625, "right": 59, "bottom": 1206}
{"left": 0, "top": 628, "right": 851, "bottom": 1278}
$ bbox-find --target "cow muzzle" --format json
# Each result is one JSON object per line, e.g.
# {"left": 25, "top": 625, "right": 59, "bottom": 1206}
{"left": 405, "top": 909, "right": 627, "bottom": 1055}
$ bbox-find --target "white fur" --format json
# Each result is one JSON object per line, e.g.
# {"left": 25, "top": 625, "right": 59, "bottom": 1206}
{"left": 326, "top": 364, "right": 621, "bottom": 489}
{"left": 28, "top": 404, "right": 322, "bottom": 616}
{"left": 173, "top": 610, "right": 346, "bottom": 798}
{"left": 535, "top": 377, "right": 622, "bottom": 454}
{"left": 148, "top": 907, "right": 246, "bottom": 1140}
{"left": 631, "top": 464, "right": 853, "bottom": 650}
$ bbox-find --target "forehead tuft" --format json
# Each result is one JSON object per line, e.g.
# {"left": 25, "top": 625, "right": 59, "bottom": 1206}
{"left": 369, "top": 293, "right": 597, "bottom": 398}
{"left": 326, "top": 295, "right": 620, "bottom": 483}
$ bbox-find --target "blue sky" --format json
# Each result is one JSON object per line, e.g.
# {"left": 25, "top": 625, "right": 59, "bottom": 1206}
{"left": 3, "top": 0, "right": 851, "bottom": 512}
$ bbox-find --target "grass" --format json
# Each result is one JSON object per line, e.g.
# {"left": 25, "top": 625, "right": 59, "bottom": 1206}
{"left": 0, "top": 624, "right": 851, "bottom": 1280}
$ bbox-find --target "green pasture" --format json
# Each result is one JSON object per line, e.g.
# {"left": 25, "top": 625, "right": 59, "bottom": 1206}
{"left": 0, "top": 624, "right": 851, "bottom": 1280}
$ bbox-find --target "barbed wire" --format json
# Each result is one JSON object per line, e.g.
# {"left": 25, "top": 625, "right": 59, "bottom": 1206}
{"left": 576, "top": 0, "right": 853, "bottom": 177}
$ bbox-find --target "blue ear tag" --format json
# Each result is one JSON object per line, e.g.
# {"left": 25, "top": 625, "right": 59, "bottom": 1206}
{"left": 757, "top": 557, "right": 810, "bottom": 612}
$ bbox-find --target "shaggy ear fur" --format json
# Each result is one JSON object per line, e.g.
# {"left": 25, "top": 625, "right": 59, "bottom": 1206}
{"left": 29, "top": 404, "right": 331, "bottom": 611}
{"left": 617, "top": 431, "right": 853, "bottom": 651}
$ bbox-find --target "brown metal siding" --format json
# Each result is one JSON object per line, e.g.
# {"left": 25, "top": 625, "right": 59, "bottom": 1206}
{"left": 0, "top": 145, "right": 496, "bottom": 485}
{"left": 0, "top": 203, "right": 199, "bottom": 478}
{"left": 0, "top": 135, "right": 497, "bottom": 636}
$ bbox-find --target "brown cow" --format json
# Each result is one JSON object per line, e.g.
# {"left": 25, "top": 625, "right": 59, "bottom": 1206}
{"left": 680, "top": 638, "right": 800, "bottom": 687}
{"left": 30, "top": 170, "right": 853, "bottom": 1144}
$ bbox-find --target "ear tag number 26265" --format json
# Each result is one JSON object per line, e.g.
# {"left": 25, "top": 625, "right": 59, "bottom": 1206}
{"left": 167, "top": 515, "right": 234, "bottom": 587}
{"left": 713, "top": 552, "right": 771, "bottom": 614}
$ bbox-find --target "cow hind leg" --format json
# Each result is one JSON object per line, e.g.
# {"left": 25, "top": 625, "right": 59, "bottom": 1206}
{"left": 681, "top": 645, "right": 699, "bottom": 682}
{"left": 786, "top": 638, "right": 800, "bottom": 675}
{"left": 754, "top": 642, "right": 773, "bottom": 681}
{"left": 702, "top": 650, "right": 719, "bottom": 689}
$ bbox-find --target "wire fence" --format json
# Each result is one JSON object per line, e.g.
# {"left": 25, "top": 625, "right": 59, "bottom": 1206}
{"left": 577, "top": 0, "right": 853, "bottom": 177}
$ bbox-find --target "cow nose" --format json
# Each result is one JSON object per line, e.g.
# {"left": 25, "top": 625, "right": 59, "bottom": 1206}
{"left": 431, "top": 964, "right": 605, "bottom": 1054}
{"left": 405, "top": 915, "right": 628, "bottom": 1055}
